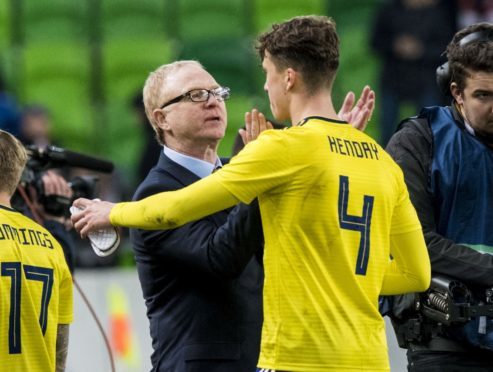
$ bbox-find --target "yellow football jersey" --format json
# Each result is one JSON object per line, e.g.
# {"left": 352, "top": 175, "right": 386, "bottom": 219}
{"left": 213, "top": 118, "right": 423, "bottom": 371}
{"left": 0, "top": 206, "right": 73, "bottom": 372}
{"left": 110, "top": 117, "right": 429, "bottom": 371}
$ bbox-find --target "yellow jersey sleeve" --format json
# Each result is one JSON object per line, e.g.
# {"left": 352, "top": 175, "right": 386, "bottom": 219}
{"left": 110, "top": 175, "right": 239, "bottom": 229}
{"left": 381, "top": 229, "right": 431, "bottom": 295}
{"left": 381, "top": 172, "right": 431, "bottom": 294}
{"left": 110, "top": 129, "right": 292, "bottom": 230}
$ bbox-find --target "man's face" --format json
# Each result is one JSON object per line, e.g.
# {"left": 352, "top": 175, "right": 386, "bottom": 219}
{"left": 21, "top": 114, "right": 50, "bottom": 143}
{"left": 453, "top": 70, "right": 493, "bottom": 140}
{"left": 159, "top": 64, "right": 227, "bottom": 146}
{"left": 262, "top": 52, "right": 290, "bottom": 122}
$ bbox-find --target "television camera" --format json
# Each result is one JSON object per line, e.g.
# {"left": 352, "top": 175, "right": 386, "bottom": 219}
{"left": 16, "top": 145, "right": 114, "bottom": 217}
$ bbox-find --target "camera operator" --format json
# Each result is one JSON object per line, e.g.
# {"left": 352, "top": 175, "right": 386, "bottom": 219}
{"left": 12, "top": 104, "right": 76, "bottom": 272}
{"left": 19, "top": 105, "right": 52, "bottom": 148}
{"left": 0, "top": 129, "right": 73, "bottom": 371}
{"left": 15, "top": 140, "right": 114, "bottom": 272}
{"left": 22, "top": 169, "right": 76, "bottom": 273}
{"left": 385, "top": 22, "right": 493, "bottom": 371}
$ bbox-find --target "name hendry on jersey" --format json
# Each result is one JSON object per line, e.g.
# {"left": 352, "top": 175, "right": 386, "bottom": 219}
{"left": 327, "top": 135, "right": 379, "bottom": 160}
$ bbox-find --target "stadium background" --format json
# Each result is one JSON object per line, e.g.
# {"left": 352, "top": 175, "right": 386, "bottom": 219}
{"left": 0, "top": 0, "right": 382, "bottom": 186}
{"left": 0, "top": 0, "right": 421, "bottom": 370}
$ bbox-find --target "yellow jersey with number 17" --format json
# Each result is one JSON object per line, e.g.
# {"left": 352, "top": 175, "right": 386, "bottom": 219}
{"left": 213, "top": 117, "right": 426, "bottom": 371}
{"left": 0, "top": 206, "right": 73, "bottom": 372}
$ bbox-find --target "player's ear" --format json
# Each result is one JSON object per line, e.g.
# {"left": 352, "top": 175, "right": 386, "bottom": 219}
{"left": 285, "top": 68, "right": 296, "bottom": 91}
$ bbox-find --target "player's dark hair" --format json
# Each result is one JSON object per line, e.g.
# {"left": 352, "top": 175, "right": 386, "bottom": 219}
{"left": 256, "top": 15, "right": 339, "bottom": 92}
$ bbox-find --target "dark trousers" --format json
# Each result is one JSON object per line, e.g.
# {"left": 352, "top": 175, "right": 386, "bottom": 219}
{"left": 407, "top": 348, "right": 493, "bottom": 371}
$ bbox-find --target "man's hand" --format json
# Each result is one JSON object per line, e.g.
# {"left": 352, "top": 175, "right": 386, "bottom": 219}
{"left": 29, "top": 170, "right": 73, "bottom": 225}
{"left": 338, "top": 85, "right": 375, "bottom": 131}
{"left": 71, "top": 198, "right": 115, "bottom": 238}
{"left": 239, "top": 109, "right": 274, "bottom": 145}
{"left": 42, "top": 171, "right": 73, "bottom": 200}
{"left": 239, "top": 86, "right": 374, "bottom": 145}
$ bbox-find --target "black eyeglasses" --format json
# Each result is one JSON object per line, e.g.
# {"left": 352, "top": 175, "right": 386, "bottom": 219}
{"left": 159, "top": 86, "right": 231, "bottom": 109}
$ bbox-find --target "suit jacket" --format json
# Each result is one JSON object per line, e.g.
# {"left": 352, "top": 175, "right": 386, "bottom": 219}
{"left": 130, "top": 152, "right": 264, "bottom": 372}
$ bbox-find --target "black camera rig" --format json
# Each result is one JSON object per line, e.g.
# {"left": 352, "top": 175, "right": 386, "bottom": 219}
{"left": 422, "top": 275, "right": 493, "bottom": 325}
{"left": 394, "top": 275, "right": 493, "bottom": 347}
{"left": 15, "top": 145, "right": 114, "bottom": 216}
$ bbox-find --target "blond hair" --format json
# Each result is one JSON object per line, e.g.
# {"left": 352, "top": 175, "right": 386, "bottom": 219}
{"left": 0, "top": 130, "right": 28, "bottom": 195}
{"left": 143, "top": 60, "right": 203, "bottom": 145}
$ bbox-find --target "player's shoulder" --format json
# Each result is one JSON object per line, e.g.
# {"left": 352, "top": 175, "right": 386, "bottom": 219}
{"left": 258, "top": 127, "right": 289, "bottom": 140}
{"left": 245, "top": 128, "right": 291, "bottom": 154}
{"left": 350, "top": 130, "right": 408, "bottom": 184}
{"left": 1, "top": 207, "right": 67, "bottom": 263}
{"left": 258, "top": 119, "right": 323, "bottom": 145}
{"left": 1, "top": 205, "right": 50, "bottom": 233}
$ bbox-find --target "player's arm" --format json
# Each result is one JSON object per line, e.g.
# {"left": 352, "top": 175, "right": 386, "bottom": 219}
{"left": 132, "top": 181, "right": 263, "bottom": 278}
{"left": 56, "top": 324, "right": 69, "bottom": 372}
{"left": 112, "top": 175, "right": 239, "bottom": 229}
{"left": 381, "top": 229, "right": 431, "bottom": 295}
{"left": 73, "top": 175, "right": 240, "bottom": 235}
{"left": 380, "top": 162, "right": 431, "bottom": 295}
{"left": 72, "top": 132, "right": 287, "bottom": 235}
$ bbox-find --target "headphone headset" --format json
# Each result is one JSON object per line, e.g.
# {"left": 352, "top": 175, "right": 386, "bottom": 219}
{"left": 436, "top": 30, "right": 493, "bottom": 96}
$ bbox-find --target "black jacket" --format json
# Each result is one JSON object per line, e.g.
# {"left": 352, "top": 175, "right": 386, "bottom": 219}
{"left": 130, "top": 152, "right": 264, "bottom": 371}
{"left": 386, "top": 107, "right": 493, "bottom": 289}
{"left": 384, "top": 107, "right": 493, "bottom": 356}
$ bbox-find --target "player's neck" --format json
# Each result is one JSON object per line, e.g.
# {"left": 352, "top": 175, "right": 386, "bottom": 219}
{"left": 290, "top": 91, "right": 339, "bottom": 126}
{"left": 0, "top": 192, "right": 12, "bottom": 208}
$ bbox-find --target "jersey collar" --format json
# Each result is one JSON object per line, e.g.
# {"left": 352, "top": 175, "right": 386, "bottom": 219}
{"left": 297, "top": 116, "right": 348, "bottom": 126}
{"left": 0, "top": 204, "right": 18, "bottom": 213}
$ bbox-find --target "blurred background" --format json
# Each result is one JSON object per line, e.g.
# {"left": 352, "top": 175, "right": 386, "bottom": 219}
{"left": 0, "top": 0, "right": 492, "bottom": 370}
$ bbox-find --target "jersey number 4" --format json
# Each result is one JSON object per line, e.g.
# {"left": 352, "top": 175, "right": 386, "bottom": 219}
{"left": 338, "top": 175, "right": 374, "bottom": 276}
{"left": 1, "top": 262, "right": 54, "bottom": 354}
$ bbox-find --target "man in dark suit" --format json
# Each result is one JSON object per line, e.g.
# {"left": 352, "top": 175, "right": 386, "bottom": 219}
{"left": 131, "top": 61, "right": 263, "bottom": 371}
{"left": 123, "top": 60, "right": 374, "bottom": 371}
